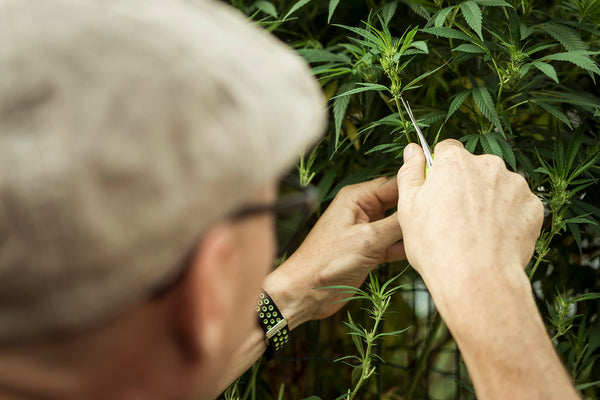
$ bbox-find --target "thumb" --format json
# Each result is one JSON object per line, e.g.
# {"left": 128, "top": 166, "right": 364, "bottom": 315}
{"left": 368, "top": 212, "right": 403, "bottom": 251}
{"left": 397, "top": 143, "right": 425, "bottom": 219}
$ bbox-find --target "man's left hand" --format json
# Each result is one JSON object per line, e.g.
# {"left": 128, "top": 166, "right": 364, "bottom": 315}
{"left": 263, "top": 177, "right": 404, "bottom": 328}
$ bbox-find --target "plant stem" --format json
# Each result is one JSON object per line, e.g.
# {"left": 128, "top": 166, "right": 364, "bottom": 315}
{"left": 394, "top": 96, "right": 412, "bottom": 143}
{"left": 347, "top": 322, "right": 380, "bottom": 400}
{"left": 529, "top": 251, "right": 546, "bottom": 279}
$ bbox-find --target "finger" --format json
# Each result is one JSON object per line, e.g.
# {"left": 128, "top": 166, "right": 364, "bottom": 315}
{"left": 343, "top": 176, "right": 398, "bottom": 210}
{"left": 367, "top": 176, "right": 399, "bottom": 210}
{"left": 397, "top": 144, "right": 425, "bottom": 220}
{"left": 383, "top": 240, "right": 406, "bottom": 262}
{"left": 432, "top": 138, "right": 465, "bottom": 154}
{"left": 368, "top": 212, "right": 403, "bottom": 251}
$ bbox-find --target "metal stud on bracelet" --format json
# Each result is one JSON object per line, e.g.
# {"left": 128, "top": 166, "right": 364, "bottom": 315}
{"left": 256, "top": 290, "right": 289, "bottom": 360}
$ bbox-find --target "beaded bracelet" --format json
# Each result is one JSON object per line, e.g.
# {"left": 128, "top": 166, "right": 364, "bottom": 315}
{"left": 256, "top": 290, "right": 289, "bottom": 360}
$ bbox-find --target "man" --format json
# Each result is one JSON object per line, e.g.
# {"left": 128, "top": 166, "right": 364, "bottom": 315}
{"left": 0, "top": 0, "right": 580, "bottom": 399}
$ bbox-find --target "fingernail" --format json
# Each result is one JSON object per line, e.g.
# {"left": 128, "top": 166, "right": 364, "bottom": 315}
{"left": 404, "top": 144, "right": 415, "bottom": 160}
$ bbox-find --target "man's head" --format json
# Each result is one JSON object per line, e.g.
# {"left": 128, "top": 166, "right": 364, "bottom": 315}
{"left": 0, "top": 0, "right": 325, "bottom": 398}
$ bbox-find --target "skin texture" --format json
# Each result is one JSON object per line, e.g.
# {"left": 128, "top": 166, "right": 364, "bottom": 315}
{"left": 0, "top": 186, "right": 278, "bottom": 400}
{"left": 396, "top": 140, "right": 580, "bottom": 400}
{"left": 0, "top": 140, "right": 580, "bottom": 400}
{"left": 213, "top": 177, "right": 406, "bottom": 396}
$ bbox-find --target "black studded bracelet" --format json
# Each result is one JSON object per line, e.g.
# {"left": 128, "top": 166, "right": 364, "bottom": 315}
{"left": 256, "top": 289, "right": 289, "bottom": 360}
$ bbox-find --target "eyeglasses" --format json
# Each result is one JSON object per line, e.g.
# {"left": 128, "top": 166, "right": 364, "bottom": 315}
{"left": 229, "top": 177, "right": 319, "bottom": 220}
{"left": 150, "top": 177, "right": 319, "bottom": 298}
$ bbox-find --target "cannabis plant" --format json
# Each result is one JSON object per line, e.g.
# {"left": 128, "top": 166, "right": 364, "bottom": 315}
{"left": 223, "top": 0, "right": 600, "bottom": 398}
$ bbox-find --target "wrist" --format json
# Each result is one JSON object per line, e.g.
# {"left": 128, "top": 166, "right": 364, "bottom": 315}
{"left": 262, "top": 259, "right": 316, "bottom": 330}
{"left": 423, "top": 261, "right": 533, "bottom": 333}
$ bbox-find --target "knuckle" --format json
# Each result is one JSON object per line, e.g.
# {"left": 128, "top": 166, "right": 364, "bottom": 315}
{"left": 510, "top": 171, "right": 530, "bottom": 191}
{"left": 480, "top": 154, "right": 506, "bottom": 170}
{"left": 356, "top": 223, "right": 376, "bottom": 241}
{"left": 434, "top": 139, "right": 465, "bottom": 156}
{"left": 532, "top": 196, "right": 545, "bottom": 228}
{"left": 336, "top": 185, "right": 353, "bottom": 197}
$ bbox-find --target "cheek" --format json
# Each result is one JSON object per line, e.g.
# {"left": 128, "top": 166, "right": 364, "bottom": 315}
{"left": 233, "top": 220, "right": 276, "bottom": 337}
{"left": 245, "top": 219, "right": 276, "bottom": 303}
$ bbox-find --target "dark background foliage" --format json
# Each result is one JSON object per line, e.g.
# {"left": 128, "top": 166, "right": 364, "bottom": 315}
{"left": 221, "top": 0, "right": 600, "bottom": 398}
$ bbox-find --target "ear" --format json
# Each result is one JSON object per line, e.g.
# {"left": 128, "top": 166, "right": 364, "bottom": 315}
{"left": 169, "top": 221, "right": 240, "bottom": 363}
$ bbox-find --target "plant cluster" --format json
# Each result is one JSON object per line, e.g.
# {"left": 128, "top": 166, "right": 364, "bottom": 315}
{"left": 222, "top": 0, "right": 600, "bottom": 398}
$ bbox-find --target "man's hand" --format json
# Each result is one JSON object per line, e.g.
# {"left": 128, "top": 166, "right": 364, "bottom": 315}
{"left": 263, "top": 177, "right": 404, "bottom": 328}
{"left": 396, "top": 139, "right": 544, "bottom": 295}
{"left": 396, "top": 139, "right": 579, "bottom": 400}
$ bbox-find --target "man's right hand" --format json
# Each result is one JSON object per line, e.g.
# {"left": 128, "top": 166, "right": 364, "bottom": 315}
{"left": 395, "top": 139, "right": 580, "bottom": 400}
{"left": 396, "top": 139, "right": 544, "bottom": 296}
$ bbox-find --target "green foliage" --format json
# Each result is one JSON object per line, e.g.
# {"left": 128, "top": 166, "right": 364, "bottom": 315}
{"left": 223, "top": 0, "right": 600, "bottom": 398}
{"left": 325, "top": 273, "right": 410, "bottom": 400}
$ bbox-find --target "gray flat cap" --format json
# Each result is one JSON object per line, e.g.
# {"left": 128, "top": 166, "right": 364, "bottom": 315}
{"left": 0, "top": 0, "right": 326, "bottom": 342}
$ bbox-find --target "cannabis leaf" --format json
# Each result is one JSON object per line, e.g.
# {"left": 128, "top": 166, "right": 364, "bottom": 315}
{"left": 472, "top": 86, "right": 504, "bottom": 135}
{"left": 420, "top": 27, "right": 474, "bottom": 42}
{"left": 543, "top": 51, "right": 600, "bottom": 81}
{"left": 460, "top": 1, "right": 483, "bottom": 40}
{"left": 328, "top": 0, "right": 340, "bottom": 23}
{"left": 532, "top": 61, "right": 559, "bottom": 83}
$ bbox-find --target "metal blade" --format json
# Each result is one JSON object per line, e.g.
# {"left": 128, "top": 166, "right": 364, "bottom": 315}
{"left": 400, "top": 97, "right": 434, "bottom": 167}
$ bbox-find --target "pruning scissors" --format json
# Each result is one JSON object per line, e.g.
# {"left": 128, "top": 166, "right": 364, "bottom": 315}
{"left": 400, "top": 97, "right": 434, "bottom": 169}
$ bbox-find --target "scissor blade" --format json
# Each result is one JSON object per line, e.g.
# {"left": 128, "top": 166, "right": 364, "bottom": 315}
{"left": 400, "top": 97, "right": 434, "bottom": 167}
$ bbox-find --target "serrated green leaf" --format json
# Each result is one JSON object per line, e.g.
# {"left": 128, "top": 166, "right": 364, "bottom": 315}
{"left": 573, "top": 293, "right": 600, "bottom": 302}
{"left": 479, "top": 133, "right": 493, "bottom": 154}
{"left": 567, "top": 222, "right": 583, "bottom": 253}
{"left": 516, "top": 151, "right": 539, "bottom": 183}
{"left": 255, "top": 1, "right": 278, "bottom": 18}
{"left": 521, "top": 23, "right": 534, "bottom": 40}
{"left": 410, "top": 40, "right": 429, "bottom": 53}
{"left": 460, "top": 1, "right": 483, "bottom": 40}
{"left": 472, "top": 86, "right": 504, "bottom": 135}
{"left": 452, "top": 43, "right": 488, "bottom": 53}
{"left": 525, "top": 42, "right": 556, "bottom": 56}
{"left": 520, "top": 63, "right": 532, "bottom": 77}
{"left": 534, "top": 101, "right": 573, "bottom": 129}
{"left": 567, "top": 215, "right": 597, "bottom": 224}
{"left": 311, "top": 65, "right": 352, "bottom": 76}
{"left": 540, "top": 90, "right": 600, "bottom": 110}
{"left": 331, "top": 83, "right": 389, "bottom": 99}
{"left": 493, "top": 133, "right": 517, "bottom": 170}
{"left": 543, "top": 22, "right": 587, "bottom": 52}
{"left": 332, "top": 80, "right": 354, "bottom": 148}
{"left": 565, "top": 129, "right": 583, "bottom": 173}
{"left": 327, "top": 0, "right": 340, "bottom": 23}
{"left": 420, "top": 27, "right": 474, "bottom": 42}
{"left": 404, "top": 0, "right": 430, "bottom": 20}
{"left": 480, "top": 133, "right": 504, "bottom": 159}
{"left": 297, "top": 49, "right": 351, "bottom": 64}
{"left": 473, "top": 0, "right": 512, "bottom": 6}
{"left": 402, "top": 63, "right": 446, "bottom": 95}
{"left": 543, "top": 51, "right": 600, "bottom": 77}
{"left": 575, "top": 380, "right": 600, "bottom": 391}
{"left": 434, "top": 6, "right": 455, "bottom": 27}
{"left": 282, "top": 0, "right": 312, "bottom": 20}
{"left": 365, "top": 143, "right": 402, "bottom": 154}
{"left": 532, "top": 61, "right": 559, "bottom": 83}
{"left": 446, "top": 89, "right": 472, "bottom": 121}
{"left": 335, "top": 24, "right": 382, "bottom": 47}
{"left": 461, "top": 133, "right": 480, "bottom": 153}
{"left": 399, "top": 27, "right": 419, "bottom": 56}
{"left": 418, "top": 111, "right": 447, "bottom": 125}
{"left": 381, "top": 1, "right": 398, "bottom": 26}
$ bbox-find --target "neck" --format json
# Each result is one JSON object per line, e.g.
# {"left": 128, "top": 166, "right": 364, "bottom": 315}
{"left": 0, "top": 300, "right": 193, "bottom": 400}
